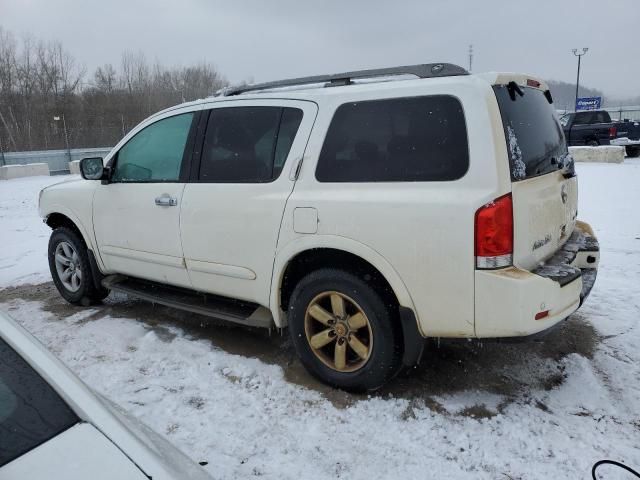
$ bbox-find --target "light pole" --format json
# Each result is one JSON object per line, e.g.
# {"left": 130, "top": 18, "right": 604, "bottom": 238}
{"left": 53, "top": 114, "right": 72, "bottom": 163}
{"left": 572, "top": 48, "right": 588, "bottom": 111}
{"left": 0, "top": 135, "right": 5, "bottom": 167}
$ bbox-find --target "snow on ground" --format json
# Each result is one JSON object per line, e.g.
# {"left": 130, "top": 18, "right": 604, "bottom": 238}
{"left": 0, "top": 175, "right": 80, "bottom": 288}
{"left": 1, "top": 164, "right": 640, "bottom": 479}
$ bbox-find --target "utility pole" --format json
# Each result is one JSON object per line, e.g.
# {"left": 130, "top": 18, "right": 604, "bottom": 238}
{"left": 468, "top": 44, "right": 473, "bottom": 73}
{"left": 572, "top": 48, "right": 588, "bottom": 111}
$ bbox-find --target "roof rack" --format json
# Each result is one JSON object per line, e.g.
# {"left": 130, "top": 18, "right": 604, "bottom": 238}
{"left": 219, "top": 63, "right": 469, "bottom": 96}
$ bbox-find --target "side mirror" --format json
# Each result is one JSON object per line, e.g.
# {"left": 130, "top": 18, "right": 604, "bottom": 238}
{"left": 80, "top": 157, "right": 106, "bottom": 180}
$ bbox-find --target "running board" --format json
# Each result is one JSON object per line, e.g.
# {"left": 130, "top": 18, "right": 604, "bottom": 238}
{"left": 102, "top": 275, "right": 274, "bottom": 328}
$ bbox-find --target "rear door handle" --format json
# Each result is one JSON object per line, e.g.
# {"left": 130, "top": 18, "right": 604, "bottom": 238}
{"left": 155, "top": 194, "right": 178, "bottom": 207}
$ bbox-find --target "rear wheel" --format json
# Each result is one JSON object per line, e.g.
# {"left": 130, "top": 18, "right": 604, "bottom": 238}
{"left": 587, "top": 139, "right": 599, "bottom": 147}
{"left": 48, "top": 227, "right": 109, "bottom": 306}
{"left": 626, "top": 146, "right": 640, "bottom": 158}
{"left": 288, "top": 268, "right": 402, "bottom": 392}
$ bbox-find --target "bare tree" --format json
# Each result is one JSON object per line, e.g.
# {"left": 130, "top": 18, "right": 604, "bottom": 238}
{"left": 0, "top": 25, "right": 229, "bottom": 152}
{"left": 94, "top": 64, "right": 117, "bottom": 93}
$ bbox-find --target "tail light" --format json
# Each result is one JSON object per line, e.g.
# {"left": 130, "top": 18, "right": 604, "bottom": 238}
{"left": 609, "top": 126, "right": 617, "bottom": 138}
{"left": 475, "top": 194, "right": 513, "bottom": 269}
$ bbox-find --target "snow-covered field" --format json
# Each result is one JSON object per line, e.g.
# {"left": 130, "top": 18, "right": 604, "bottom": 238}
{"left": 1, "top": 163, "right": 639, "bottom": 479}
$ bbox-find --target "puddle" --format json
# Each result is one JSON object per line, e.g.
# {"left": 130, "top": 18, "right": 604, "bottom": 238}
{"left": 0, "top": 282, "right": 600, "bottom": 414}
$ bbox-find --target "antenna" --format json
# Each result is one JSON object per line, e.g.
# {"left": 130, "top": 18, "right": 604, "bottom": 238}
{"left": 468, "top": 44, "right": 473, "bottom": 73}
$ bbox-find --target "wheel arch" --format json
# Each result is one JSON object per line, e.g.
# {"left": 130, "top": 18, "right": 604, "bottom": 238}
{"left": 270, "top": 236, "right": 418, "bottom": 330}
{"left": 43, "top": 208, "right": 98, "bottom": 260}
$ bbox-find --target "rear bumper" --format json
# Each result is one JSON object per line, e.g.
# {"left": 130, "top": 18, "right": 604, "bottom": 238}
{"left": 610, "top": 137, "right": 640, "bottom": 147}
{"left": 474, "top": 221, "right": 598, "bottom": 338}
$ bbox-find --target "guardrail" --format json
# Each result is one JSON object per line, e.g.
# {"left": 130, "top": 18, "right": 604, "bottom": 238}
{"left": 0, "top": 147, "right": 113, "bottom": 174}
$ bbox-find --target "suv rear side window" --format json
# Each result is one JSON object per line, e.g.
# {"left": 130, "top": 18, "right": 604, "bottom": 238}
{"left": 199, "top": 107, "right": 303, "bottom": 183}
{"left": 316, "top": 95, "right": 468, "bottom": 182}
{"left": 0, "top": 338, "right": 78, "bottom": 466}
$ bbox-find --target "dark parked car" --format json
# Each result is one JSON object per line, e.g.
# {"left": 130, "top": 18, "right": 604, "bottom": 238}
{"left": 560, "top": 110, "right": 640, "bottom": 157}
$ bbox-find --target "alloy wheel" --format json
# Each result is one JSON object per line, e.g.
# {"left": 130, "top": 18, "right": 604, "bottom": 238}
{"left": 54, "top": 241, "right": 83, "bottom": 292}
{"left": 304, "top": 291, "right": 373, "bottom": 372}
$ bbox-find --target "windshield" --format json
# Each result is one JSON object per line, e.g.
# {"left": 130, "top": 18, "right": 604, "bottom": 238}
{"left": 0, "top": 338, "right": 79, "bottom": 466}
{"left": 493, "top": 84, "right": 568, "bottom": 181}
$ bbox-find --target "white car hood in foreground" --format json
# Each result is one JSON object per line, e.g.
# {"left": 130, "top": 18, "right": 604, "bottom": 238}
{"left": 0, "top": 310, "right": 212, "bottom": 480}
{"left": 1, "top": 423, "right": 148, "bottom": 479}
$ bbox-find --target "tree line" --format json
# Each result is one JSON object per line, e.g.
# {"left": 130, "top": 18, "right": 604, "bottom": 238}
{"left": 0, "top": 26, "right": 228, "bottom": 153}
{"left": 2, "top": 25, "right": 638, "bottom": 154}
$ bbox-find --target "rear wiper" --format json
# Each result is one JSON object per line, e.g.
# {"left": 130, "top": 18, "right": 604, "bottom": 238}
{"left": 507, "top": 81, "right": 524, "bottom": 101}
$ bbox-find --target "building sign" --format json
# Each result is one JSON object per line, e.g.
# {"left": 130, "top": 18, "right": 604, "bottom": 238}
{"left": 576, "top": 97, "right": 602, "bottom": 111}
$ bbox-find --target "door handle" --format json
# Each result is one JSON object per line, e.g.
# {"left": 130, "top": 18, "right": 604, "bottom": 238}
{"left": 155, "top": 194, "right": 178, "bottom": 207}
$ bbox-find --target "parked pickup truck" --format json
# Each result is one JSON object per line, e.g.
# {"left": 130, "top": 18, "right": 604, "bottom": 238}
{"left": 560, "top": 110, "right": 640, "bottom": 157}
{"left": 610, "top": 118, "right": 640, "bottom": 157}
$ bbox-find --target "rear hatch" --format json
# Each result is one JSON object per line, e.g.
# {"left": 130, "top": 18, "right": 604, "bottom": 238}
{"left": 493, "top": 82, "right": 578, "bottom": 270}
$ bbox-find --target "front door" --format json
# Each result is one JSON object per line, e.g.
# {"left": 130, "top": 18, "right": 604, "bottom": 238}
{"left": 181, "top": 100, "right": 317, "bottom": 306}
{"left": 93, "top": 111, "right": 198, "bottom": 287}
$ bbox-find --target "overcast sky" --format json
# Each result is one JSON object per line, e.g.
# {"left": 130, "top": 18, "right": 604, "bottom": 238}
{"left": 1, "top": 0, "right": 638, "bottom": 99}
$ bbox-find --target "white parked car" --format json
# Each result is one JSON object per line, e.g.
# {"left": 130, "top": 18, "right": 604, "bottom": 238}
{"left": 39, "top": 63, "right": 599, "bottom": 391}
{"left": 0, "top": 310, "right": 212, "bottom": 480}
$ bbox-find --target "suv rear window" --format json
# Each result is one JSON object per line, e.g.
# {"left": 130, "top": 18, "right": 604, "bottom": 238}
{"left": 316, "top": 95, "right": 468, "bottom": 182}
{"left": 0, "top": 338, "right": 78, "bottom": 466}
{"left": 493, "top": 84, "right": 567, "bottom": 181}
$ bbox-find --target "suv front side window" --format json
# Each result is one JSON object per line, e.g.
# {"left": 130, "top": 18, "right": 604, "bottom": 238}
{"left": 111, "top": 112, "right": 195, "bottom": 182}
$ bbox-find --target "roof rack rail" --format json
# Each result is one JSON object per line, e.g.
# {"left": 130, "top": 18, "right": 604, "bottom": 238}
{"left": 219, "top": 63, "right": 469, "bottom": 96}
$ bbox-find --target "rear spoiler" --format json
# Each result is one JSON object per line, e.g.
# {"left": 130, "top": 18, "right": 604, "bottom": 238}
{"left": 479, "top": 72, "right": 553, "bottom": 104}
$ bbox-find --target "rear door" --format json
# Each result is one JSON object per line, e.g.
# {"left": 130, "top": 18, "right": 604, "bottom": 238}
{"left": 180, "top": 100, "right": 317, "bottom": 305}
{"left": 493, "top": 84, "right": 578, "bottom": 270}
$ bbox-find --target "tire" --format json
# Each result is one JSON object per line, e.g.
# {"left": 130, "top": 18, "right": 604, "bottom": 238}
{"left": 288, "top": 268, "right": 402, "bottom": 392}
{"left": 626, "top": 146, "right": 640, "bottom": 158}
{"left": 48, "top": 227, "right": 109, "bottom": 306}
{"left": 587, "top": 139, "right": 599, "bottom": 147}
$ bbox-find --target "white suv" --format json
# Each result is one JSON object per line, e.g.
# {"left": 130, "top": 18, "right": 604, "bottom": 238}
{"left": 39, "top": 63, "right": 599, "bottom": 391}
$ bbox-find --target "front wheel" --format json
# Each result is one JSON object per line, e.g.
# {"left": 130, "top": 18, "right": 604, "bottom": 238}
{"left": 288, "top": 268, "right": 403, "bottom": 392}
{"left": 48, "top": 227, "right": 109, "bottom": 306}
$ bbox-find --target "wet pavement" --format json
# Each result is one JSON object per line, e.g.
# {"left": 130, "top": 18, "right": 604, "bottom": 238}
{"left": 0, "top": 282, "right": 599, "bottom": 414}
